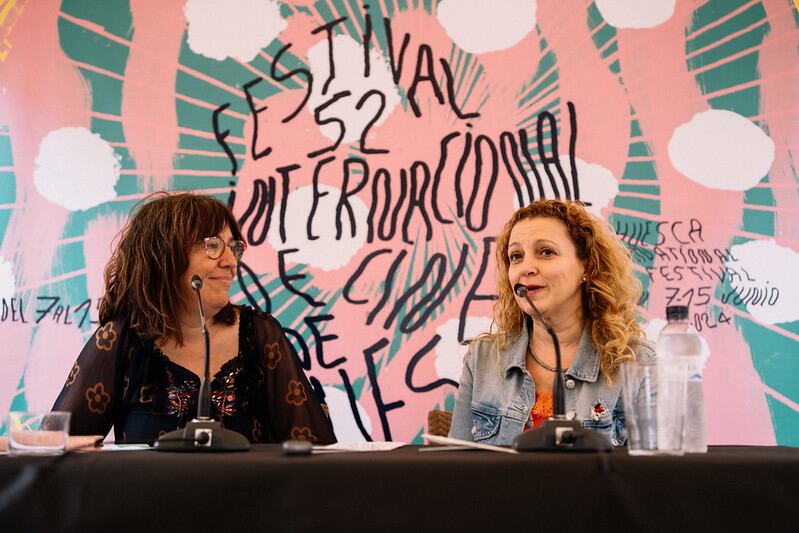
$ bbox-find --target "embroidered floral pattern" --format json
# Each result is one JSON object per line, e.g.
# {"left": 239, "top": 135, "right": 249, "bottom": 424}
{"left": 95, "top": 322, "right": 117, "bottom": 351}
{"left": 591, "top": 401, "right": 607, "bottom": 421}
{"left": 140, "top": 384, "right": 154, "bottom": 404}
{"left": 66, "top": 362, "right": 80, "bottom": 386}
{"left": 165, "top": 379, "right": 196, "bottom": 416}
{"left": 290, "top": 426, "right": 316, "bottom": 442}
{"left": 211, "top": 369, "right": 240, "bottom": 417}
{"left": 254, "top": 367, "right": 265, "bottom": 388}
{"left": 285, "top": 380, "right": 308, "bottom": 406}
{"left": 85, "top": 382, "right": 111, "bottom": 414}
{"left": 264, "top": 342, "right": 282, "bottom": 370}
{"left": 51, "top": 307, "right": 335, "bottom": 447}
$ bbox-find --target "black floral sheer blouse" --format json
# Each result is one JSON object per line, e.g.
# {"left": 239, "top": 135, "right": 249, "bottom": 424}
{"left": 52, "top": 306, "right": 336, "bottom": 445}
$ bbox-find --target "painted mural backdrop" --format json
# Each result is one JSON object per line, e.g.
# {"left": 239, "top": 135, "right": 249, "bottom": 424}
{"left": 0, "top": 0, "right": 797, "bottom": 445}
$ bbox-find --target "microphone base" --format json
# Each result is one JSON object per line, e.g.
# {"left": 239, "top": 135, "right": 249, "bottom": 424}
{"left": 154, "top": 418, "right": 250, "bottom": 452}
{"left": 512, "top": 418, "right": 612, "bottom": 452}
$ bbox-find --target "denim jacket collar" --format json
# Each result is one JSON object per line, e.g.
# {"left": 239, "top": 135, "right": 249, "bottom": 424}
{"left": 502, "top": 320, "right": 599, "bottom": 383}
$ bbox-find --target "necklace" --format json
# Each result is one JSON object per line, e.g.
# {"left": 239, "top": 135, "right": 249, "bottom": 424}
{"left": 527, "top": 346, "right": 561, "bottom": 373}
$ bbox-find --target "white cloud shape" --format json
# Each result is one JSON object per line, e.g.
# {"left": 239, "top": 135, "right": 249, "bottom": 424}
{"left": 668, "top": 110, "right": 775, "bottom": 191}
{"left": 323, "top": 386, "right": 371, "bottom": 442}
{"left": 559, "top": 157, "right": 618, "bottom": 217}
{"left": 434, "top": 316, "right": 493, "bottom": 382}
{"left": 185, "top": 0, "right": 286, "bottom": 62}
{"left": 33, "top": 127, "right": 120, "bottom": 211}
{"left": 307, "top": 35, "right": 401, "bottom": 145}
{"left": 0, "top": 257, "right": 15, "bottom": 300}
{"left": 727, "top": 240, "right": 799, "bottom": 325}
{"left": 437, "top": 0, "right": 537, "bottom": 54}
{"left": 596, "top": 0, "right": 676, "bottom": 29}
{"left": 268, "top": 184, "right": 368, "bottom": 271}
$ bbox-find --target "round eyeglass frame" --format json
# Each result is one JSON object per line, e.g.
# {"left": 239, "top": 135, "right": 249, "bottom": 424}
{"left": 201, "top": 236, "right": 247, "bottom": 262}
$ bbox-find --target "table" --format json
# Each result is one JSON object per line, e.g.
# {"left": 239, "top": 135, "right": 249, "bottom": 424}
{"left": 1, "top": 445, "right": 798, "bottom": 532}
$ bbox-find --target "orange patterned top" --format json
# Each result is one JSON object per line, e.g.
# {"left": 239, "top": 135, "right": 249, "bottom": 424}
{"left": 525, "top": 391, "right": 554, "bottom": 430}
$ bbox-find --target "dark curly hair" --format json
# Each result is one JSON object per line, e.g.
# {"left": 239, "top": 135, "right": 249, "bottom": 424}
{"left": 99, "top": 192, "right": 243, "bottom": 345}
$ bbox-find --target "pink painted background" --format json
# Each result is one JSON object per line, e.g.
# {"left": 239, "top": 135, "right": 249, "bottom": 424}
{"left": 0, "top": 0, "right": 797, "bottom": 445}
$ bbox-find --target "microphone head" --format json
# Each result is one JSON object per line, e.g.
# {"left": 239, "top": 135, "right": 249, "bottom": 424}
{"left": 513, "top": 283, "right": 528, "bottom": 297}
{"left": 191, "top": 275, "right": 203, "bottom": 290}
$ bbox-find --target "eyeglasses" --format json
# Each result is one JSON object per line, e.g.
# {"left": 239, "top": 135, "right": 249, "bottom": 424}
{"left": 201, "top": 236, "right": 247, "bottom": 262}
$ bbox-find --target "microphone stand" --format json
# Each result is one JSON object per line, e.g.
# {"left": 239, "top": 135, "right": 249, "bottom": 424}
{"left": 511, "top": 284, "right": 610, "bottom": 452}
{"left": 154, "top": 275, "right": 250, "bottom": 452}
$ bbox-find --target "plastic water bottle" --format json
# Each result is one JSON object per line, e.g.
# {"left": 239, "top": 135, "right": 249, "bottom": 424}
{"left": 656, "top": 305, "right": 707, "bottom": 453}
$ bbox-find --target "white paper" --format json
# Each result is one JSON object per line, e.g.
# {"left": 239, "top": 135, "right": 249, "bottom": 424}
{"left": 312, "top": 441, "right": 406, "bottom": 453}
{"left": 422, "top": 434, "right": 519, "bottom": 454}
{"left": 98, "top": 443, "right": 152, "bottom": 452}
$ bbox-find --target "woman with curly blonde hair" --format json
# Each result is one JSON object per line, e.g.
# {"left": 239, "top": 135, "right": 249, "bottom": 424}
{"left": 449, "top": 199, "right": 653, "bottom": 446}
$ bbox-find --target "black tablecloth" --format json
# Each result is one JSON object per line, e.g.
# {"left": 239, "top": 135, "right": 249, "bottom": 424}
{"left": 1, "top": 445, "right": 798, "bottom": 532}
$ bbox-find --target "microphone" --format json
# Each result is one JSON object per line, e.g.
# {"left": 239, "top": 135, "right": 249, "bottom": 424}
{"left": 513, "top": 284, "right": 566, "bottom": 416}
{"left": 191, "top": 275, "right": 211, "bottom": 419}
{"left": 154, "top": 275, "right": 249, "bottom": 452}
{"left": 511, "top": 283, "right": 610, "bottom": 452}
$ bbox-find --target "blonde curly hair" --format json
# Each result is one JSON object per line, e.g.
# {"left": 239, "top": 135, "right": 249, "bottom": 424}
{"left": 490, "top": 199, "right": 644, "bottom": 381}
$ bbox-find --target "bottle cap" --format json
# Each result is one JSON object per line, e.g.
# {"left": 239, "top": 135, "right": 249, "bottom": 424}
{"left": 666, "top": 305, "right": 689, "bottom": 321}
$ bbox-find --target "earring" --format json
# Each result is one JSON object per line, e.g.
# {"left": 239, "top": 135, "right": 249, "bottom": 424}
{"left": 582, "top": 275, "right": 587, "bottom": 283}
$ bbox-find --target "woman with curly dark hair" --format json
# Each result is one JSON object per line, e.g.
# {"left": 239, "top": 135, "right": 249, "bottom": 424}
{"left": 53, "top": 192, "right": 336, "bottom": 445}
{"left": 449, "top": 199, "right": 653, "bottom": 446}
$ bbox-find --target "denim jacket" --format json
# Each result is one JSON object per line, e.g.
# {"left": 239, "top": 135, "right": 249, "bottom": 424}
{"left": 448, "top": 322, "right": 655, "bottom": 446}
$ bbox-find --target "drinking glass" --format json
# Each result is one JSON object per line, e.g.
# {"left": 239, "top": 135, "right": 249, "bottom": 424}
{"left": 621, "top": 359, "right": 689, "bottom": 455}
{"left": 7, "top": 411, "right": 71, "bottom": 456}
